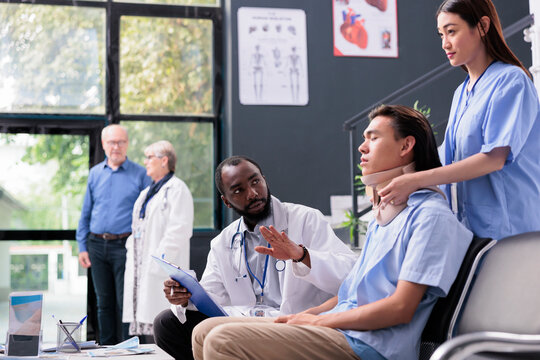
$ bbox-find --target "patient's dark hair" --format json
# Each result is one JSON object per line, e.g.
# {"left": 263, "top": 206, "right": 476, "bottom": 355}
{"left": 368, "top": 105, "right": 442, "bottom": 171}
{"left": 215, "top": 156, "right": 264, "bottom": 195}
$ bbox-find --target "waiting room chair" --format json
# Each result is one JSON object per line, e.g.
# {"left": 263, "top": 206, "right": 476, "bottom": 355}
{"left": 419, "top": 236, "right": 494, "bottom": 360}
{"left": 429, "top": 231, "right": 540, "bottom": 360}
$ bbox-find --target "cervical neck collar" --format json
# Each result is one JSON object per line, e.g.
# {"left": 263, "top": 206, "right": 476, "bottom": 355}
{"left": 360, "top": 163, "right": 444, "bottom": 226}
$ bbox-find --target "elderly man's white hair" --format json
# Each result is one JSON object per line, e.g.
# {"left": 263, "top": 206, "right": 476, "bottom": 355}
{"left": 101, "top": 124, "right": 128, "bottom": 141}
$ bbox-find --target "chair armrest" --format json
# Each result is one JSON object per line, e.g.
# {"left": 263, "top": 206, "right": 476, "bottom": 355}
{"left": 430, "top": 332, "right": 540, "bottom": 360}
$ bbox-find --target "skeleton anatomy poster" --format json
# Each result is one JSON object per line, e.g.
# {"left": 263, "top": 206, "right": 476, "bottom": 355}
{"left": 333, "top": 0, "right": 398, "bottom": 57}
{"left": 238, "top": 7, "right": 309, "bottom": 106}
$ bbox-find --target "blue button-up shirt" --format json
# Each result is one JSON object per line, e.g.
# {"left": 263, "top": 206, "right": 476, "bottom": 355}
{"left": 76, "top": 158, "right": 150, "bottom": 252}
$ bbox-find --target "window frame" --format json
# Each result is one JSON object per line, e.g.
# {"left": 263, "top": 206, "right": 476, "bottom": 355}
{"left": 0, "top": 0, "right": 223, "bottom": 237}
{"left": 0, "top": 0, "right": 223, "bottom": 341}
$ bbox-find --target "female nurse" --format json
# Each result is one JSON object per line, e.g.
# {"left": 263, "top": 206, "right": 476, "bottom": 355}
{"left": 378, "top": 0, "right": 540, "bottom": 240}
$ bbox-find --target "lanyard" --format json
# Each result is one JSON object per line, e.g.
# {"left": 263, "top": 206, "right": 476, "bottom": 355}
{"left": 234, "top": 220, "right": 271, "bottom": 300}
{"left": 243, "top": 234, "right": 271, "bottom": 300}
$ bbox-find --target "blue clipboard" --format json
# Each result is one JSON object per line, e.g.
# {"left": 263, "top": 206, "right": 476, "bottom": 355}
{"left": 151, "top": 255, "right": 228, "bottom": 318}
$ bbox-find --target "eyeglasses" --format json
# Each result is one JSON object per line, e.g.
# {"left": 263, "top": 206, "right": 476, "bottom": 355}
{"left": 106, "top": 140, "right": 127, "bottom": 147}
{"left": 145, "top": 154, "right": 163, "bottom": 160}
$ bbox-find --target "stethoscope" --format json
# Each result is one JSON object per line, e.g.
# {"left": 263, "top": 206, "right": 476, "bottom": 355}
{"left": 231, "top": 221, "right": 286, "bottom": 288}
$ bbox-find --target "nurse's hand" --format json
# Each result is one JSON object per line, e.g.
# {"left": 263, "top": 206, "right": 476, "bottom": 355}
{"left": 257, "top": 225, "right": 305, "bottom": 261}
{"left": 378, "top": 173, "right": 419, "bottom": 207}
{"left": 163, "top": 278, "right": 191, "bottom": 307}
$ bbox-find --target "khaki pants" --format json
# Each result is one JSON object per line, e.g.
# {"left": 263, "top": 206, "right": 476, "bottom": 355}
{"left": 192, "top": 316, "right": 361, "bottom": 360}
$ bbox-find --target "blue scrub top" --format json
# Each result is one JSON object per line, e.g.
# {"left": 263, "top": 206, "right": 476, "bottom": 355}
{"left": 443, "top": 61, "right": 540, "bottom": 240}
{"left": 323, "top": 190, "right": 473, "bottom": 360}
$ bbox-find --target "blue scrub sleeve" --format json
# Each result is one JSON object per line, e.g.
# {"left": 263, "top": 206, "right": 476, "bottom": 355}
{"left": 481, "top": 72, "right": 539, "bottom": 163}
{"left": 398, "top": 210, "right": 471, "bottom": 297}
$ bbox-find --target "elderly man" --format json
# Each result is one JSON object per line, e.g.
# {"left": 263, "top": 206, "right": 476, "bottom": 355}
{"left": 153, "top": 155, "right": 357, "bottom": 359}
{"left": 76, "top": 124, "right": 150, "bottom": 345}
{"left": 191, "top": 105, "right": 473, "bottom": 360}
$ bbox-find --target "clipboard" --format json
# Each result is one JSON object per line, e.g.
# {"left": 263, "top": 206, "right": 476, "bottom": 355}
{"left": 151, "top": 255, "right": 228, "bottom": 318}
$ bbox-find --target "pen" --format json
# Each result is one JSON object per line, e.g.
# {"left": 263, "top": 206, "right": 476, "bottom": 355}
{"left": 70, "top": 315, "right": 88, "bottom": 335}
{"left": 53, "top": 315, "right": 80, "bottom": 352}
{"left": 170, "top": 285, "right": 174, "bottom": 296}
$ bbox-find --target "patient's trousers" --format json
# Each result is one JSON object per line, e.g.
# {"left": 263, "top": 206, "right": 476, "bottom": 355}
{"left": 191, "top": 317, "right": 361, "bottom": 360}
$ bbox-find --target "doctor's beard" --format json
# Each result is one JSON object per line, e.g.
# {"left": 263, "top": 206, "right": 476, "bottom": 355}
{"left": 231, "top": 186, "right": 272, "bottom": 226}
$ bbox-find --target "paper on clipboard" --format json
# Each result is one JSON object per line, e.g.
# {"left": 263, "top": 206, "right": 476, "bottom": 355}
{"left": 151, "top": 255, "right": 228, "bottom": 318}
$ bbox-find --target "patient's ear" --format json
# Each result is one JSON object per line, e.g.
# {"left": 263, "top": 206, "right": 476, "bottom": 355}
{"left": 400, "top": 136, "right": 415, "bottom": 158}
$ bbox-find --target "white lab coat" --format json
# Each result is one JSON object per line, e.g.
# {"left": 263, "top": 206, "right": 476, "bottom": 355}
{"left": 124, "top": 175, "right": 194, "bottom": 324}
{"left": 172, "top": 196, "right": 357, "bottom": 319}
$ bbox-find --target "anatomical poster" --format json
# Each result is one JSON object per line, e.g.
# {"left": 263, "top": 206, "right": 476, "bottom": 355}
{"left": 238, "top": 7, "right": 309, "bottom": 106}
{"left": 333, "top": 0, "right": 398, "bottom": 57}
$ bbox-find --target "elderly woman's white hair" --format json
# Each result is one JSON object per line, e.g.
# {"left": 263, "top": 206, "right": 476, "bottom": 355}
{"left": 145, "top": 140, "right": 177, "bottom": 173}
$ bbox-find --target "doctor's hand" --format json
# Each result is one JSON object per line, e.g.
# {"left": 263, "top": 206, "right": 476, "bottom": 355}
{"left": 257, "top": 226, "right": 309, "bottom": 266}
{"left": 163, "top": 278, "right": 191, "bottom": 307}
{"left": 378, "top": 173, "right": 419, "bottom": 208}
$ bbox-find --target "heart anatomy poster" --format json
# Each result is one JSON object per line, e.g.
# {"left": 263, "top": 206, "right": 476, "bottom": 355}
{"left": 333, "top": 0, "right": 398, "bottom": 57}
{"left": 238, "top": 7, "right": 309, "bottom": 106}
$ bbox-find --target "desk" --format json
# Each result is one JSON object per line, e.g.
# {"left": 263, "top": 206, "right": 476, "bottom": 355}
{"left": 1, "top": 344, "right": 173, "bottom": 360}
{"left": 65, "top": 344, "right": 173, "bottom": 360}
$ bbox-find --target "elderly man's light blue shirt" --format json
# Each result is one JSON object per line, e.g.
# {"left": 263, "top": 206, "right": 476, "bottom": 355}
{"left": 76, "top": 158, "right": 150, "bottom": 252}
{"left": 323, "top": 190, "right": 473, "bottom": 360}
{"left": 443, "top": 61, "right": 540, "bottom": 240}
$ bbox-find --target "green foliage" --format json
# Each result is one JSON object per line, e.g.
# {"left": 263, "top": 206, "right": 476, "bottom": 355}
{"left": 21, "top": 135, "right": 89, "bottom": 196}
{"left": 0, "top": 4, "right": 217, "bottom": 229}
{"left": 1, "top": 133, "right": 88, "bottom": 229}
{"left": 354, "top": 163, "right": 366, "bottom": 194}
{"left": 0, "top": 4, "right": 105, "bottom": 113}
{"left": 124, "top": 121, "right": 214, "bottom": 228}
{"left": 339, "top": 209, "right": 368, "bottom": 246}
{"left": 120, "top": 16, "right": 213, "bottom": 115}
{"left": 10, "top": 254, "right": 49, "bottom": 291}
{"left": 413, "top": 100, "right": 437, "bottom": 135}
{"left": 413, "top": 100, "right": 431, "bottom": 119}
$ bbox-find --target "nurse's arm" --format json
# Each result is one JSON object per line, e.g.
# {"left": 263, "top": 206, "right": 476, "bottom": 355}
{"left": 379, "top": 146, "right": 510, "bottom": 206}
{"left": 282, "top": 280, "right": 426, "bottom": 331}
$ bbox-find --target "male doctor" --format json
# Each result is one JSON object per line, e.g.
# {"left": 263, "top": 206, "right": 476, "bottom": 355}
{"left": 153, "top": 155, "right": 357, "bottom": 359}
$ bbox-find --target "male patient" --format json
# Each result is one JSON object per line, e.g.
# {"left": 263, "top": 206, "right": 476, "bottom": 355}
{"left": 191, "top": 105, "right": 473, "bottom": 360}
{"left": 153, "top": 155, "right": 357, "bottom": 359}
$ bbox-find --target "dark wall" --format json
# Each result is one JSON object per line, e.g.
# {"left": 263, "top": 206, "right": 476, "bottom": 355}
{"left": 222, "top": 0, "right": 532, "bottom": 215}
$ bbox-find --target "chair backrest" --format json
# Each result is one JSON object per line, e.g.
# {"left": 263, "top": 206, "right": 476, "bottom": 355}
{"left": 454, "top": 231, "right": 540, "bottom": 336}
{"left": 419, "top": 236, "right": 494, "bottom": 359}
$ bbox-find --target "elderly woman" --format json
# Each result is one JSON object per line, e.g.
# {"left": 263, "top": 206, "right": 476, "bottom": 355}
{"left": 123, "top": 140, "right": 194, "bottom": 343}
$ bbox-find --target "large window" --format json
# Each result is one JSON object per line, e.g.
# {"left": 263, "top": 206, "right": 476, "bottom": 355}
{"left": 0, "top": 4, "right": 105, "bottom": 113}
{"left": 0, "top": 134, "right": 89, "bottom": 230}
{"left": 123, "top": 121, "right": 214, "bottom": 227}
{"left": 0, "top": 0, "right": 221, "bottom": 343}
{"left": 120, "top": 16, "right": 213, "bottom": 115}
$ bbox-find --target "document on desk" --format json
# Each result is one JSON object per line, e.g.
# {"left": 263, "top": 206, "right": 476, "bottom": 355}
{"left": 8, "top": 291, "right": 43, "bottom": 335}
{"left": 151, "top": 255, "right": 228, "bottom": 318}
{"left": 88, "top": 337, "right": 154, "bottom": 357}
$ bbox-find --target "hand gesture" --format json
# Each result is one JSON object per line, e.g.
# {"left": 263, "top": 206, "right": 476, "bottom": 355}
{"left": 257, "top": 225, "right": 305, "bottom": 261}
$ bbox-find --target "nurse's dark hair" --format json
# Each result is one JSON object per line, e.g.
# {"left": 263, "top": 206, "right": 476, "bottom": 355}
{"left": 437, "top": 0, "right": 531, "bottom": 79}
{"left": 368, "top": 105, "right": 442, "bottom": 172}
{"left": 215, "top": 156, "right": 264, "bottom": 195}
